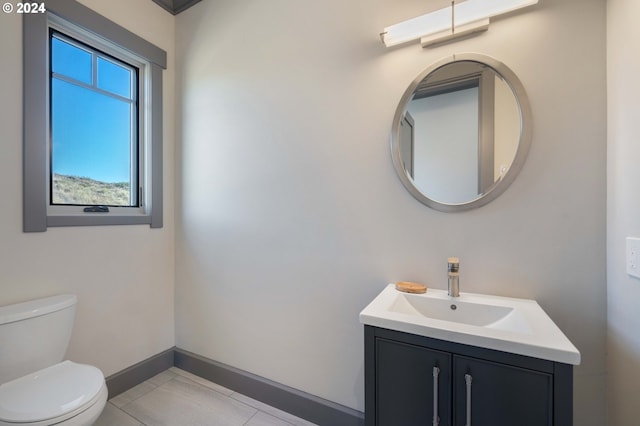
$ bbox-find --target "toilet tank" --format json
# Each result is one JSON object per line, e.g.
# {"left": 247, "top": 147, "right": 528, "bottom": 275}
{"left": 0, "top": 295, "right": 77, "bottom": 384}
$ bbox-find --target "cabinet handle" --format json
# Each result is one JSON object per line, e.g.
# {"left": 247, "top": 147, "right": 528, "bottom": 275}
{"left": 465, "top": 374, "right": 473, "bottom": 426}
{"left": 433, "top": 366, "right": 440, "bottom": 426}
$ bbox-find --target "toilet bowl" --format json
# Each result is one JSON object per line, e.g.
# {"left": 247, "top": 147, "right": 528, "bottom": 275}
{"left": 0, "top": 296, "right": 107, "bottom": 425}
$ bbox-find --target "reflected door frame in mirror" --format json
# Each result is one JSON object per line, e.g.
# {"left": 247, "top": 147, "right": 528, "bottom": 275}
{"left": 390, "top": 53, "right": 532, "bottom": 212}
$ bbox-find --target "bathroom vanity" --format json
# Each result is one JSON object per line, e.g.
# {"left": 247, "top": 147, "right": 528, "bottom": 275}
{"left": 368, "top": 49, "right": 578, "bottom": 424}
{"left": 365, "top": 325, "right": 572, "bottom": 426}
{"left": 360, "top": 285, "right": 580, "bottom": 426}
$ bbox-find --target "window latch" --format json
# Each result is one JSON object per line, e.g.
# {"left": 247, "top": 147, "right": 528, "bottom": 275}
{"left": 83, "top": 206, "right": 110, "bottom": 213}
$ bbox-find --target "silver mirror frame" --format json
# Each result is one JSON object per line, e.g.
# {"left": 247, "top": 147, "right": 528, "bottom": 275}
{"left": 390, "top": 53, "right": 532, "bottom": 212}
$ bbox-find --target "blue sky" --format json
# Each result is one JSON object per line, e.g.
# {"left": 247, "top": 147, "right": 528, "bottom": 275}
{"left": 51, "top": 35, "right": 135, "bottom": 184}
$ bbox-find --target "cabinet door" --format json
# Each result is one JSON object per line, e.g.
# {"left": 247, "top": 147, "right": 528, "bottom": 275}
{"left": 453, "top": 355, "right": 552, "bottom": 426}
{"left": 376, "top": 338, "right": 451, "bottom": 426}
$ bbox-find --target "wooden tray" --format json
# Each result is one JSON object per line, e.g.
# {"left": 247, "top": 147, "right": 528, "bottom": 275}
{"left": 395, "top": 281, "right": 427, "bottom": 294}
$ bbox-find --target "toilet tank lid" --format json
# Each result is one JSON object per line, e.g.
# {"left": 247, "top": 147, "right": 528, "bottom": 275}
{"left": 0, "top": 361, "right": 105, "bottom": 423}
{"left": 0, "top": 294, "right": 77, "bottom": 325}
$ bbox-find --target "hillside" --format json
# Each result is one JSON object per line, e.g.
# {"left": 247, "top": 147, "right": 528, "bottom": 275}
{"left": 52, "top": 174, "right": 131, "bottom": 206}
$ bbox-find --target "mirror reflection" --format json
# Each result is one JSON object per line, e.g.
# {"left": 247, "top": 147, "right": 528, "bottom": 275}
{"left": 391, "top": 55, "right": 531, "bottom": 211}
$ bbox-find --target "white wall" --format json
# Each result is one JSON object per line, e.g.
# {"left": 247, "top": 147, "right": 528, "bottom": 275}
{"left": 408, "top": 88, "right": 480, "bottom": 203}
{"left": 607, "top": 0, "right": 640, "bottom": 424}
{"left": 175, "top": 0, "right": 606, "bottom": 423}
{"left": 0, "top": 0, "right": 176, "bottom": 377}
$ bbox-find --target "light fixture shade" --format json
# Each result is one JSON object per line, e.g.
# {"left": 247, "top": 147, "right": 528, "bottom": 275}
{"left": 381, "top": 6, "right": 451, "bottom": 47}
{"left": 381, "top": 0, "right": 538, "bottom": 47}
{"left": 421, "top": 18, "right": 489, "bottom": 48}
{"left": 455, "top": 0, "right": 539, "bottom": 27}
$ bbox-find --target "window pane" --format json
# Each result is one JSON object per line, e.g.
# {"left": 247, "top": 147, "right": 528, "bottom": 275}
{"left": 51, "top": 78, "right": 136, "bottom": 206}
{"left": 97, "top": 57, "right": 133, "bottom": 99}
{"left": 51, "top": 36, "right": 92, "bottom": 85}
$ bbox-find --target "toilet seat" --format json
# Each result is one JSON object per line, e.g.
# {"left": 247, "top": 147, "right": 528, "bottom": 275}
{"left": 0, "top": 361, "right": 107, "bottom": 425}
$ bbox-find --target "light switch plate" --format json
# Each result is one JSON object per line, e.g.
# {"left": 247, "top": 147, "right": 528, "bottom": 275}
{"left": 626, "top": 237, "right": 640, "bottom": 278}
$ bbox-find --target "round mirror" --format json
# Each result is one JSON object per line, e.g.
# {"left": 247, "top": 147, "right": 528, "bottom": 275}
{"left": 391, "top": 54, "right": 532, "bottom": 212}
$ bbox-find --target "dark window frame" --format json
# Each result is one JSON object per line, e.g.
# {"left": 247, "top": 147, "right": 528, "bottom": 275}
{"left": 23, "top": 0, "right": 166, "bottom": 231}
{"left": 49, "top": 29, "right": 141, "bottom": 209}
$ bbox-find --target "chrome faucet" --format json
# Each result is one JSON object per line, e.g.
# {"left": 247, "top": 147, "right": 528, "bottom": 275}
{"left": 448, "top": 257, "right": 460, "bottom": 297}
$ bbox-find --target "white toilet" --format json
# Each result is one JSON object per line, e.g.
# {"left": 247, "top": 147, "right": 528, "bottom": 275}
{"left": 0, "top": 295, "right": 107, "bottom": 426}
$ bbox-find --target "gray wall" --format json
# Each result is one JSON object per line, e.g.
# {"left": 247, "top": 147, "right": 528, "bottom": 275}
{"left": 0, "top": 0, "right": 176, "bottom": 377}
{"left": 175, "top": 0, "right": 606, "bottom": 423}
{"left": 607, "top": 0, "right": 640, "bottom": 424}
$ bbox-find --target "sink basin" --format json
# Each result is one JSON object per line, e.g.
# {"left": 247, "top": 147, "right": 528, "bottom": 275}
{"left": 360, "top": 284, "right": 580, "bottom": 365}
{"left": 389, "top": 292, "right": 529, "bottom": 331}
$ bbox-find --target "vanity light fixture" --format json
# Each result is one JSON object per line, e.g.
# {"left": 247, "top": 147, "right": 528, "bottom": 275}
{"left": 381, "top": 0, "right": 539, "bottom": 48}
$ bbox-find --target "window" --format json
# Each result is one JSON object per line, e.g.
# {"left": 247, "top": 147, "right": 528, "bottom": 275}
{"left": 50, "top": 32, "right": 140, "bottom": 208}
{"left": 23, "top": 0, "right": 166, "bottom": 231}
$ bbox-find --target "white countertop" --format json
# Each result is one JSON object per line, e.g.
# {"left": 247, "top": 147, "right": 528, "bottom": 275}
{"left": 359, "top": 284, "right": 580, "bottom": 365}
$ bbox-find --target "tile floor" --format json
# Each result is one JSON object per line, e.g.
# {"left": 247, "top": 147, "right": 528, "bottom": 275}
{"left": 95, "top": 367, "right": 318, "bottom": 426}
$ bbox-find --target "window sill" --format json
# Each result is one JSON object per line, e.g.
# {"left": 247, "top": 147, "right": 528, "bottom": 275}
{"left": 47, "top": 214, "right": 154, "bottom": 227}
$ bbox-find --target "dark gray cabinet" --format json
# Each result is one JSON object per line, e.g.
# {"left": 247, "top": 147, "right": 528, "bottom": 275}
{"left": 365, "top": 326, "right": 573, "bottom": 426}
{"left": 376, "top": 338, "right": 451, "bottom": 425}
{"left": 452, "top": 356, "right": 552, "bottom": 426}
